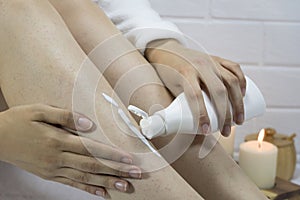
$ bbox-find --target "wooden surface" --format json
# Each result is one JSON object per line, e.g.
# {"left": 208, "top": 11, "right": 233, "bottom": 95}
{"left": 262, "top": 177, "right": 300, "bottom": 200}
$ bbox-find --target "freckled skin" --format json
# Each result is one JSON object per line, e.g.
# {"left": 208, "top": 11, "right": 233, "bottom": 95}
{"left": 0, "top": 0, "right": 267, "bottom": 199}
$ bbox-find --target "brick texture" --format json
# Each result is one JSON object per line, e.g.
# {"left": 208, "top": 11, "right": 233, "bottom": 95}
{"left": 211, "top": 0, "right": 300, "bottom": 22}
{"left": 264, "top": 24, "right": 300, "bottom": 65}
{"left": 149, "top": 0, "right": 209, "bottom": 18}
{"left": 176, "top": 21, "right": 263, "bottom": 64}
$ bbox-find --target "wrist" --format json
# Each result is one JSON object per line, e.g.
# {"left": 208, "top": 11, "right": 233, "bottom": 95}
{"left": 145, "top": 39, "right": 183, "bottom": 62}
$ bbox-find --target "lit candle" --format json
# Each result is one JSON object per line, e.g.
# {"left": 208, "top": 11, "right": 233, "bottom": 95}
{"left": 239, "top": 129, "right": 278, "bottom": 189}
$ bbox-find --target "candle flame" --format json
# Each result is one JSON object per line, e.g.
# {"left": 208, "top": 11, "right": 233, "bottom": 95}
{"left": 258, "top": 129, "right": 265, "bottom": 148}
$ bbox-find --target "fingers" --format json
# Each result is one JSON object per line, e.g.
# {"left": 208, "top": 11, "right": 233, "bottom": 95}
{"left": 211, "top": 55, "right": 245, "bottom": 127}
{"left": 182, "top": 74, "right": 210, "bottom": 134}
{"left": 56, "top": 168, "right": 131, "bottom": 193}
{"left": 61, "top": 152, "right": 142, "bottom": 179}
{"left": 30, "top": 104, "right": 95, "bottom": 132}
{"left": 221, "top": 99, "right": 232, "bottom": 137}
{"left": 53, "top": 177, "right": 107, "bottom": 197}
{"left": 181, "top": 58, "right": 243, "bottom": 136}
{"left": 63, "top": 135, "right": 134, "bottom": 165}
{"left": 218, "top": 58, "right": 247, "bottom": 96}
{"left": 219, "top": 67, "right": 244, "bottom": 125}
{"left": 204, "top": 74, "right": 231, "bottom": 136}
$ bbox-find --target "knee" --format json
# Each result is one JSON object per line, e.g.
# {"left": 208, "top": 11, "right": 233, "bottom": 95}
{"left": 48, "top": 0, "right": 92, "bottom": 12}
{"left": 1, "top": 0, "right": 55, "bottom": 30}
{"left": 5, "top": 0, "right": 43, "bottom": 16}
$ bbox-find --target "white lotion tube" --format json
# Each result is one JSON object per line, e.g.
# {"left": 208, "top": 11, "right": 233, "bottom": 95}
{"left": 136, "top": 76, "right": 266, "bottom": 139}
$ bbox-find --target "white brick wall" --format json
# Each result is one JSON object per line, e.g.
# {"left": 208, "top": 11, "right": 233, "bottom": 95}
{"left": 150, "top": 0, "right": 209, "bottom": 18}
{"left": 264, "top": 24, "right": 300, "bottom": 65}
{"left": 148, "top": 0, "right": 300, "bottom": 158}
{"left": 175, "top": 21, "right": 264, "bottom": 64}
{"left": 211, "top": 0, "right": 300, "bottom": 22}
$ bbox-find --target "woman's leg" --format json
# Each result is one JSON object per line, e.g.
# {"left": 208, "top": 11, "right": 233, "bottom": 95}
{"left": 47, "top": 1, "right": 267, "bottom": 199}
{"left": 47, "top": 0, "right": 172, "bottom": 111}
{"left": 0, "top": 1, "right": 202, "bottom": 199}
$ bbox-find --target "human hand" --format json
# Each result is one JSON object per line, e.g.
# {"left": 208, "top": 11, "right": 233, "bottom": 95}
{"left": 145, "top": 39, "right": 246, "bottom": 136}
{"left": 0, "top": 104, "right": 141, "bottom": 197}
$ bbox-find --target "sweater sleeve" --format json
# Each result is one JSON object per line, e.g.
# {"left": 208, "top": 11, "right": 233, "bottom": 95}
{"left": 97, "top": 0, "right": 186, "bottom": 54}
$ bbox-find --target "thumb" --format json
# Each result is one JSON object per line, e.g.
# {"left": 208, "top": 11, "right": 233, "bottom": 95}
{"left": 30, "top": 104, "right": 95, "bottom": 132}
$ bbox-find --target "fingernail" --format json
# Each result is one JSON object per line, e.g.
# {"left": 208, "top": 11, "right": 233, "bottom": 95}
{"left": 237, "top": 113, "right": 244, "bottom": 124}
{"left": 202, "top": 123, "right": 210, "bottom": 134}
{"left": 78, "top": 117, "right": 93, "bottom": 131}
{"left": 242, "top": 88, "right": 246, "bottom": 96}
{"left": 129, "top": 169, "right": 142, "bottom": 179}
{"left": 95, "top": 190, "right": 105, "bottom": 197}
{"left": 121, "top": 157, "right": 133, "bottom": 164}
{"left": 223, "top": 125, "right": 231, "bottom": 137}
{"left": 115, "top": 181, "right": 128, "bottom": 192}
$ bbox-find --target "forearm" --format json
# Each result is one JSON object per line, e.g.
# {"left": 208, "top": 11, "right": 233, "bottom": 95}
{"left": 145, "top": 39, "right": 183, "bottom": 63}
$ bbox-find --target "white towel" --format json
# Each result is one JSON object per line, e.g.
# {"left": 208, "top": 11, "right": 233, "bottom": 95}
{"left": 97, "top": 0, "right": 186, "bottom": 54}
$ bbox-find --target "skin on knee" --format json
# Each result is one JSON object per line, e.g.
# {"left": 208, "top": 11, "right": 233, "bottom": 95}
{"left": 0, "top": 1, "right": 203, "bottom": 199}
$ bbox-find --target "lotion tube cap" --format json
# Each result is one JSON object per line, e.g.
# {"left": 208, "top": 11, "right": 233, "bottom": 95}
{"left": 140, "top": 115, "right": 165, "bottom": 139}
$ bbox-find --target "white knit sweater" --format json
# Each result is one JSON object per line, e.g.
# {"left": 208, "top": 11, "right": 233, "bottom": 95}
{"left": 94, "top": 0, "right": 186, "bottom": 53}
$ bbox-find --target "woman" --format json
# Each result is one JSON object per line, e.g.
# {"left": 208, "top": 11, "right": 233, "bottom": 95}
{"left": 0, "top": 0, "right": 266, "bottom": 199}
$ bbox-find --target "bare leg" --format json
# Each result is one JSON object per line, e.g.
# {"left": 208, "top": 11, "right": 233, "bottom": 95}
{"left": 0, "top": 1, "right": 202, "bottom": 199}
{"left": 47, "top": 0, "right": 173, "bottom": 111}
{"left": 47, "top": 1, "right": 267, "bottom": 199}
